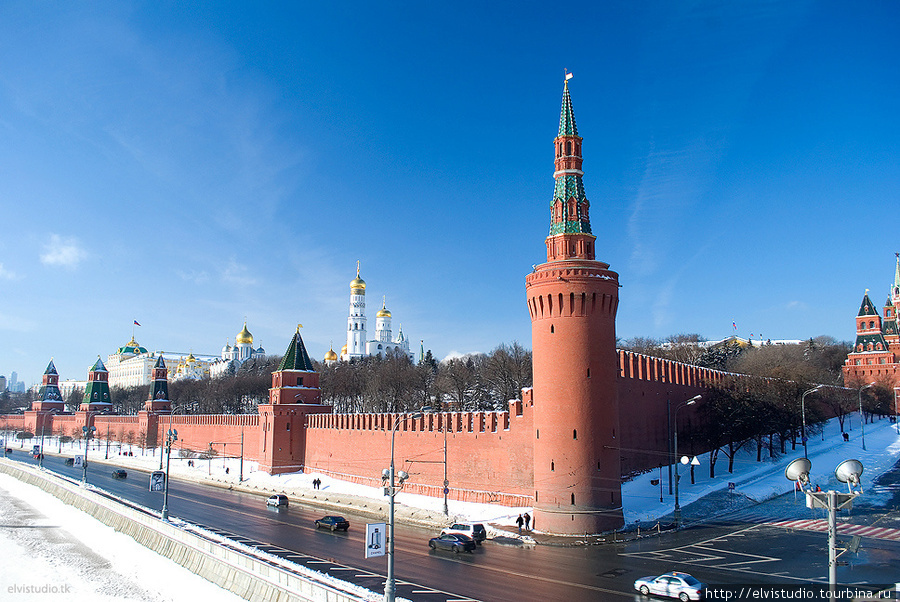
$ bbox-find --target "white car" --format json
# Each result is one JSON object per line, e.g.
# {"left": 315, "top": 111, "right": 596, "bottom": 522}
{"left": 634, "top": 572, "right": 706, "bottom": 601}
{"left": 440, "top": 522, "right": 486, "bottom": 544}
{"left": 266, "top": 494, "right": 288, "bottom": 507}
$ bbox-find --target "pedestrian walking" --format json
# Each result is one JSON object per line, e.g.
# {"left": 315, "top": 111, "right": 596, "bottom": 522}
{"left": 516, "top": 514, "right": 524, "bottom": 534}
{"left": 523, "top": 512, "right": 531, "bottom": 531}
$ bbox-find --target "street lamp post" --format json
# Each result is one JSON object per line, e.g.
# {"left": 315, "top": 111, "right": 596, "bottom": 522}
{"left": 674, "top": 394, "right": 701, "bottom": 528}
{"left": 800, "top": 385, "right": 825, "bottom": 459}
{"left": 383, "top": 411, "right": 423, "bottom": 602}
{"left": 161, "top": 428, "right": 178, "bottom": 521}
{"left": 81, "top": 425, "right": 96, "bottom": 485}
{"left": 858, "top": 383, "right": 875, "bottom": 452}
{"left": 785, "top": 457, "right": 864, "bottom": 596}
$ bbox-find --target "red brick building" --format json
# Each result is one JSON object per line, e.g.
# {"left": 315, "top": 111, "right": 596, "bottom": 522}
{"left": 842, "top": 254, "right": 900, "bottom": 415}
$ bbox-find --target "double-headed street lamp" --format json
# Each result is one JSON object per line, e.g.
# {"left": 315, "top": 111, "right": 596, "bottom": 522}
{"left": 674, "top": 394, "right": 701, "bottom": 528}
{"left": 382, "top": 411, "right": 423, "bottom": 602}
{"left": 858, "top": 382, "right": 875, "bottom": 451}
{"left": 800, "top": 384, "right": 825, "bottom": 459}
{"left": 81, "top": 425, "right": 96, "bottom": 485}
{"left": 785, "top": 456, "right": 864, "bottom": 596}
{"left": 161, "top": 428, "right": 178, "bottom": 521}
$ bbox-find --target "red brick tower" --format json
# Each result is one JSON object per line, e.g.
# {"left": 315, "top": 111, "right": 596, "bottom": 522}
{"left": 525, "top": 76, "right": 623, "bottom": 534}
{"left": 258, "top": 326, "right": 332, "bottom": 474}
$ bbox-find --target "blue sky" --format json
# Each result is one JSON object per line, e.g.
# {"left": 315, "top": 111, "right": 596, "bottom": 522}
{"left": 2, "top": 1, "right": 898, "bottom": 387}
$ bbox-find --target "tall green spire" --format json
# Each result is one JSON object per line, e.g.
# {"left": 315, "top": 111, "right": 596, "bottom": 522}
{"left": 548, "top": 76, "right": 592, "bottom": 241}
{"left": 558, "top": 80, "right": 578, "bottom": 137}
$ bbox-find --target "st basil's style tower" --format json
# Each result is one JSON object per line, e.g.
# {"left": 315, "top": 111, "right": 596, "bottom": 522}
{"left": 525, "top": 77, "right": 623, "bottom": 534}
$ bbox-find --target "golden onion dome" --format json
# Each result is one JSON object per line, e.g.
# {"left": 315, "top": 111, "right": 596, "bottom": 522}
{"left": 350, "top": 261, "right": 366, "bottom": 294}
{"left": 236, "top": 322, "right": 253, "bottom": 344}
{"left": 340, "top": 344, "right": 348, "bottom": 355}
{"left": 324, "top": 347, "right": 338, "bottom": 361}
{"left": 187, "top": 352, "right": 196, "bottom": 363}
{"left": 376, "top": 298, "right": 391, "bottom": 318}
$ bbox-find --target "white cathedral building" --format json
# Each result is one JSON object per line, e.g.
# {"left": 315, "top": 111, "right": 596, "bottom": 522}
{"left": 336, "top": 264, "right": 413, "bottom": 363}
{"left": 208, "top": 322, "right": 266, "bottom": 378}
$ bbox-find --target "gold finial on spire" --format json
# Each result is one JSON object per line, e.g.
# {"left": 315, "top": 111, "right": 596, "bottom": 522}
{"left": 297, "top": 324, "right": 303, "bottom": 332}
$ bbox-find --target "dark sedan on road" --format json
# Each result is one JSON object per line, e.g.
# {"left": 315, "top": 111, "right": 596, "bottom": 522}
{"left": 428, "top": 533, "right": 476, "bottom": 554}
{"left": 111, "top": 469, "right": 127, "bottom": 479}
{"left": 314, "top": 516, "right": 350, "bottom": 531}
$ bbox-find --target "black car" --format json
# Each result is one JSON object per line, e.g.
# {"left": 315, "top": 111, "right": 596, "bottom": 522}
{"left": 428, "top": 533, "right": 476, "bottom": 554}
{"left": 64, "top": 458, "right": 75, "bottom": 466}
{"left": 111, "top": 469, "right": 127, "bottom": 479}
{"left": 315, "top": 516, "right": 350, "bottom": 531}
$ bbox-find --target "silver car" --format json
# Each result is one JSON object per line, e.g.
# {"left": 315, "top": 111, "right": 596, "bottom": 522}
{"left": 634, "top": 572, "right": 705, "bottom": 601}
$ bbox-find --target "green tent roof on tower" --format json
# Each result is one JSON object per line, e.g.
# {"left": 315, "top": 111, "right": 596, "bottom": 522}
{"left": 858, "top": 293, "right": 878, "bottom": 317}
{"left": 278, "top": 327, "right": 315, "bottom": 372}
{"left": 558, "top": 80, "right": 579, "bottom": 137}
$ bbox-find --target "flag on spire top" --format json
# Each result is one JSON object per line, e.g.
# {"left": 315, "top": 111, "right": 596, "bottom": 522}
{"left": 565, "top": 72, "right": 574, "bottom": 81}
{"left": 134, "top": 320, "right": 141, "bottom": 326}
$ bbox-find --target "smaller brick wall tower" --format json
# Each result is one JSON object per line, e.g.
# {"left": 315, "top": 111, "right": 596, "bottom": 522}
{"left": 144, "top": 355, "right": 172, "bottom": 413}
{"left": 525, "top": 76, "right": 623, "bottom": 534}
{"left": 32, "top": 359, "right": 65, "bottom": 412}
{"left": 80, "top": 357, "right": 113, "bottom": 412}
{"left": 258, "top": 326, "right": 332, "bottom": 474}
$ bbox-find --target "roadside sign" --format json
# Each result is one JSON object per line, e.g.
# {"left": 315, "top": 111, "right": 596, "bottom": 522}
{"left": 728, "top": 482, "right": 735, "bottom": 491}
{"left": 365, "top": 522, "right": 386, "bottom": 558}
{"left": 73, "top": 456, "right": 84, "bottom": 468}
{"left": 150, "top": 471, "right": 166, "bottom": 492}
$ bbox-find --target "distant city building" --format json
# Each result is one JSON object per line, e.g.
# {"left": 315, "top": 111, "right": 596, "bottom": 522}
{"left": 693, "top": 336, "right": 803, "bottom": 349}
{"left": 0, "top": 375, "right": 6, "bottom": 392}
{"left": 338, "top": 264, "right": 413, "bottom": 362}
{"left": 7, "top": 371, "right": 24, "bottom": 393}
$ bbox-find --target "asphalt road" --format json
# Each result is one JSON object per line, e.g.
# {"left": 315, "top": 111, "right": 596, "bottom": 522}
{"left": 5, "top": 447, "right": 899, "bottom": 601}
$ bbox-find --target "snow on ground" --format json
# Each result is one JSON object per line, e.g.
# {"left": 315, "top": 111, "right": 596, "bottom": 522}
{"left": 13, "top": 411, "right": 900, "bottom": 536}
{"left": 621, "top": 413, "right": 900, "bottom": 525}
{"left": 0, "top": 472, "right": 247, "bottom": 602}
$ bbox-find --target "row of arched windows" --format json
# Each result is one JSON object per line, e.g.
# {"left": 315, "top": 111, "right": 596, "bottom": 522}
{"left": 555, "top": 139, "right": 581, "bottom": 158}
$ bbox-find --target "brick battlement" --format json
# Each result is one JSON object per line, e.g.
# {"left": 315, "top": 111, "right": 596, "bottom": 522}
{"left": 617, "top": 349, "right": 729, "bottom": 387}
{"left": 307, "top": 410, "right": 513, "bottom": 434}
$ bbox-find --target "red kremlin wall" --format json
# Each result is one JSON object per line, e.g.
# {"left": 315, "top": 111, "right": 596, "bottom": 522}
{"left": 7, "top": 350, "right": 798, "bottom": 509}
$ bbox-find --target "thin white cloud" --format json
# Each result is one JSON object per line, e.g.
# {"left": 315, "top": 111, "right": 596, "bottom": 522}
{"left": 40, "top": 235, "right": 88, "bottom": 269}
{"left": 177, "top": 269, "right": 210, "bottom": 284}
{"left": 0, "top": 263, "right": 17, "bottom": 279}
{"left": 220, "top": 259, "right": 257, "bottom": 287}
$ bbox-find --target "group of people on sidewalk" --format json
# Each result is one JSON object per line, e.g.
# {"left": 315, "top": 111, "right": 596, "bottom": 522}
{"left": 515, "top": 512, "right": 531, "bottom": 534}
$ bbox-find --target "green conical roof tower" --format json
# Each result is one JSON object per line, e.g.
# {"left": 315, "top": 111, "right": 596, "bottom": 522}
{"left": 81, "top": 356, "right": 112, "bottom": 410}
{"left": 278, "top": 326, "right": 315, "bottom": 372}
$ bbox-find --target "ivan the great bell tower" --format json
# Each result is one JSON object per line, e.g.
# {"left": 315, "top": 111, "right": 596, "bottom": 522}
{"left": 525, "top": 76, "right": 623, "bottom": 534}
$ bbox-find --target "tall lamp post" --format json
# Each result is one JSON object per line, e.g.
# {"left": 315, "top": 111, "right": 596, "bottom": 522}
{"left": 858, "top": 383, "right": 875, "bottom": 451}
{"left": 800, "top": 385, "right": 825, "bottom": 459}
{"left": 161, "top": 428, "right": 178, "bottom": 521}
{"left": 382, "top": 411, "right": 423, "bottom": 602}
{"left": 785, "top": 457, "right": 864, "bottom": 597}
{"left": 674, "top": 394, "right": 701, "bottom": 528}
{"left": 81, "top": 425, "right": 96, "bottom": 485}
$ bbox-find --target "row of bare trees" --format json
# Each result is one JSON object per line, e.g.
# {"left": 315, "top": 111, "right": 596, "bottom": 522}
{"left": 678, "top": 338, "right": 895, "bottom": 476}
{"left": 59, "top": 343, "right": 532, "bottom": 416}
{"left": 319, "top": 343, "right": 532, "bottom": 413}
